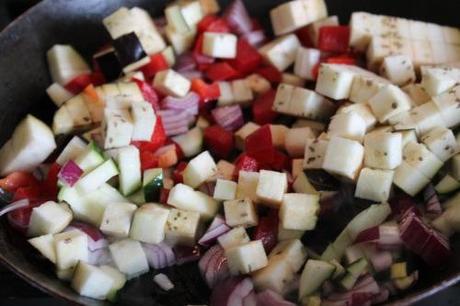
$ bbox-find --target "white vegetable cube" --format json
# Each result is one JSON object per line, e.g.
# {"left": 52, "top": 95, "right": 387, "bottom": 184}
{"left": 100, "top": 202, "right": 136, "bottom": 238}
{"left": 130, "top": 204, "right": 170, "bottom": 244}
{"left": 336, "top": 103, "right": 377, "bottom": 132}
{"left": 368, "top": 85, "right": 412, "bottom": 123}
{"left": 256, "top": 170, "right": 288, "bottom": 207}
{"left": 165, "top": 208, "right": 200, "bottom": 246}
{"left": 380, "top": 54, "right": 415, "bottom": 86}
{"left": 75, "top": 159, "right": 119, "bottom": 194}
{"left": 165, "top": 26, "right": 196, "bottom": 55}
{"left": 65, "top": 95, "right": 92, "bottom": 127}
{"left": 452, "top": 154, "right": 460, "bottom": 181}
{"left": 116, "top": 145, "right": 141, "bottom": 196}
{"left": 420, "top": 67, "right": 460, "bottom": 97}
{"left": 102, "top": 109, "right": 133, "bottom": 149}
{"left": 279, "top": 193, "right": 319, "bottom": 230}
{"left": 235, "top": 122, "right": 260, "bottom": 150}
{"left": 270, "top": 125, "right": 289, "bottom": 149}
{"left": 408, "top": 102, "right": 446, "bottom": 135}
{"left": 225, "top": 240, "right": 268, "bottom": 274}
{"left": 432, "top": 84, "right": 460, "bottom": 128}
{"left": 355, "top": 168, "right": 394, "bottom": 202}
{"left": 292, "top": 171, "right": 318, "bottom": 195}
{"left": 245, "top": 74, "right": 271, "bottom": 95}
{"left": 285, "top": 127, "right": 316, "bottom": 157}
{"left": 402, "top": 84, "right": 430, "bottom": 106}
{"left": 200, "top": 0, "right": 220, "bottom": 15}
{"left": 109, "top": 239, "right": 149, "bottom": 279}
{"left": 349, "top": 73, "right": 389, "bottom": 104}
{"left": 278, "top": 223, "right": 305, "bottom": 241}
{"left": 396, "top": 129, "right": 418, "bottom": 147}
{"left": 421, "top": 127, "right": 458, "bottom": 162}
{"left": 403, "top": 142, "right": 443, "bottom": 179}
{"left": 308, "top": 15, "right": 339, "bottom": 45}
{"left": 217, "top": 81, "right": 234, "bottom": 106}
{"left": 393, "top": 162, "right": 430, "bottom": 196}
{"left": 46, "top": 44, "right": 90, "bottom": 85}
{"left": 349, "top": 12, "right": 375, "bottom": 51}
{"left": 213, "top": 179, "right": 237, "bottom": 201}
{"left": 252, "top": 255, "right": 295, "bottom": 294}
{"left": 46, "top": 83, "right": 73, "bottom": 107}
{"left": 28, "top": 201, "right": 72, "bottom": 237}
{"left": 28, "top": 234, "right": 56, "bottom": 264}
{"left": 294, "top": 47, "right": 321, "bottom": 80}
{"left": 303, "top": 139, "right": 329, "bottom": 169}
{"left": 289, "top": 87, "right": 336, "bottom": 120}
{"left": 328, "top": 113, "right": 366, "bottom": 142}
{"left": 322, "top": 136, "right": 364, "bottom": 181}
{"left": 364, "top": 132, "right": 402, "bottom": 170}
{"left": 167, "top": 183, "right": 219, "bottom": 220}
{"left": 214, "top": 160, "right": 236, "bottom": 181}
{"left": 270, "top": 0, "right": 327, "bottom": 36}
{"left": 281, "top": 73, "right": 305, "bottom": 87}
{"left": 315, "top": 64, "right": 356, "bottom": 100}
{"left": 273, "top": 83, "right": 294, "bottom": 114}
{"left": 236, "top": 171, "right": 260, "bottom": 202}
{"left": 130, "top": 101, "right": 156, "bottom": 141}
{"left": 202, "top": 32, "right": 237, "bottom": 58}
{"left": 71, "top": 262, "right": 114, "bottom": 300}
{"left": 217, "top": 226, "right": 250, "bottom": 250}
{"left": 183, "top": 151, "right": 217, "bottom": 188}
{"left": 172, "top": 127, "right": 203, "bottom": 158}
{"left": 153, "top": 69, "right": 191, "bottom": 97}
{"left": 224, "top": 198, "right": 258, "bottom": 228}
{"left": 259, "top": 34, "right": 300, "bottom": 71}
{"left": 232, "top": 79, "right": 254, "bottom": 105}
{"left": 99, "top": 265, "right": 126, "bottom": 300}
{"left": 54, "top": 230, "right": 88, "bottom": 270}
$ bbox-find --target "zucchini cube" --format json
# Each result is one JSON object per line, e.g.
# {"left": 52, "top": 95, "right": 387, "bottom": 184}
{"left": 130, "top": 204, "right": 170, "bottom": 244}
{"left": 165, "top": 208, "right": 201, "bottom": 246}
{"left": 109, "top": 239, "right": 149, "bottom": 279}
{"left": 252, "top": 255, "right": 295, "bottom": 294}
{"left": 269, "top": 239, "right": 307, "bottom": 272}
{"left": 256, "top": 170, "right": 288, "bottom": 207}
{"left": 153, "top": 69, "right": 191, "bottom": 97}
{"left": 28, "top": 201, "right": 72, "bottom": 237}
{"left": 213, "top": 179, "right": 237, "bottom": 201}
{"left": 322, "top": 136, "right": 364, "bottom": 181}
{"left": 279, "top": 193, "right": 319, "bottom": 230}
{"left": 100, "top": 202, "right": 137, "bottom": 238}
{"left": 224, "top": 198, "right": 258, "bottom": 228}
{"left": 54, "top": 230, "right": 88, "bottom": 270}
{"left": 183, "top": 150, "right": 217, "bottom": 188}
{"left": 225, "top": 240, "right": 268, "bottom": 274}
{"left": 102, "top": 109, "right": 133, "bottom": 149}
{"left": 167, "top": 183, "right": 219, "bottom": 220}
{"left": 28, "top": 234, "right": 56, "bottom": 264}
{"left": 71, "top": 262, "right": 114, "bottom": 300}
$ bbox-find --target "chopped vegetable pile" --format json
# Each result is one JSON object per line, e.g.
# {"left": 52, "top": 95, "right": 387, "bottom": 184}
{"left": 1, "top": 0, "right": 460, "bottom": 304}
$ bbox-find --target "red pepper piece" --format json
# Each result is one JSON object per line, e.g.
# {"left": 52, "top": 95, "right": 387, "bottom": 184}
{"left": 140, "top": 53, "right": 169, "bottom": 79}
{"left": 252, "top": 210, "right": 279, "bottom": 253}
{"left": 90, "top": 70, "right": 106, "bottom": 86}
{"left": 191, "top": 79, "right": 221, "bottom": 105}
{"left": 140, "top": 150, "right": 159, "bottom": 171}
{"left": 227, "top": 39, "right": 262, "bottom": 75}
{"left": 254, "top": 65, "right": 282, "bottom": 84}
{"left": 159, "top": 188, "right": 170, "bottom": 204}
{"left": 318, "top": 26, "right": 350, "bottom": 53}
{"left": 132, "top": 117, "right": 167, "bottom": 155}
{"left": 269, "top": 150, "right": 290, "bottom": 172}
{"left": 204, "top": 125, "right": 234, "bottom": 159}
{"left": 326, "top": 53, "right": 357, "bottom": 65}
{"left": 0, "top": 171, "right": 40, "bottom": 194}
{"left": 173, "top": 162, "right": 188, "bottom": 184}
{"left": 205, "top": 62, "right": 240, "bottom": 81}
{"left": 245, "top": 125, "right": 274, "bottom": 164}
{"left": 198, "top": 15, "right": 220, "bottom": 32}
{"left": 133, "top": 79, "right": 161, "bottom": 112}
{"left": 295, "top": 25, "right": 314, "bottom": 47}
{"left": 252, "top": 89, "right": 277, "bottom": 125}
{"left": 232, "top": 153, "right": 259, "bottom": 179}
{"left": 64, "top": 73, "right": 93, "bottom": 95}
{"left": 42, "top": 162, "right": 61, "bottom": 199}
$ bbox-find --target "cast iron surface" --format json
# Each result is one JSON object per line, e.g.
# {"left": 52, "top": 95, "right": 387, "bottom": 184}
{"left": 0, "top": 0, "right": 459, "bottom": 305}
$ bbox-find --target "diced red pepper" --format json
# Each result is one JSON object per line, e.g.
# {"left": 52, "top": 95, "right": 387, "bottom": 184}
{"left": 227, "top": 39, "right": 262, "bottom": 75}
{"left": 7, "top": 200, "right": 42, "bottom": 234}
{"left": 204, "top": 125, "right": 234, "bottom": 159}
{"left": 198, "top": 15, "right": 220, "bottom": 32}
{"left": 64, "top": 73, "right": 94, "bottom": 95}
{"left": 318, "top": 26, "right": 350, "bottom": 53}
{"left": 326, "top": 53, "right": 357, "bottom": 65}
{"left": 0, "top": 172, "right": 40, "bottom": 194}
{"left": 132, "top": 117, "right": 167, "bottom": 155}
{"left": 245, "top": 125, "right": 274, "bottom": 164}
{"left": 252, "top": 210, "right": 279, "bottom": 253}
{"left": 191, "top": 79, "right": 221, "bottom": 105}
{"left": 140, "top": 53, "right": 169, "bottom": 79}
{"left": 133, "top": 79, "right": 161, "bottom": 112}
{"left": 173, "top": 162, "right": 188, "bottom": 184}
{"left": 233, "top": 153, "right": 259, "bottom": 179}
{"left": 90, "top": 70, "right": 106, "bottom": 86}
{"left": 205, "top": 62, "right": 240, "bottom": 81}
{"left": 255, "top": 65, "right": 282, "bottom": 84}
{"left": 269, "top": 150, "right": 290, "bottom": 171}
{"left": 159, "top": 188, "right": 170, "bottom": 204}
{"left": 198, "top": 15, "right": 231, "bottom": 33}
{"left": 140, "top": 150, "right": 159, "bottom": 171}
{"left": 295, "top": 26, "right": 314, "bottom": 47}
{"left": 252, "top": 89, "right": 277, "bottom": 125}
{"left": 42, "top": 163, "right": 61, "bottom": 199}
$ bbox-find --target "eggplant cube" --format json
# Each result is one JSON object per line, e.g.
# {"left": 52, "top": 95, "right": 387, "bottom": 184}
{"left": 130, "top": 204, "right": 170, "bottom": 244}
{"left": 403, "top": 142, "right": 443, "bottom": 179}
{"left": 130, "top": 101, "right": 156, "bottom": 141}
{"left": 46, "top": 83, "right": 73, "bottom": 107}
{"left": 202, "top": 32, "right": 237, "bottom": 59}
{"left": 349, "top": 73, "right": 389, "bottom": 104}
{"left": 236, "top": 171, "right": 260, "bottom": 202}
{"left": 153, "top": 69, "right": 191, "bottom": 97}
{"left": 217, "top": 226, "right": 250, "bottom": 250}
{"left": 224, "top": 198, "right": 258, "bottom": 228}
{"left": 421, "top": 127, "right": 458, "bottom": 162}
{"left": 28, "top": 234, "right": 56, "bottom": 264}
{"left": 269, "top": 239, "right": 307, "bottom": 272}
{"left": 256, "top": 170, "right": 288, "bottom": 207}
{"left": 273, "top": 83, "right": 295, "bottom": 114}
{"left": 54, "top": 230, "right": 88, "bottom": 270}
{"left": 252, "top": 255, "right": 295, "bottom": 294}
{"left": 280, "top": 193, "right": 319, "bottom": 230}
{"left": 328, "top": 113, "right": 366, "bottom": 142}
{"left": 258, "top": 34, "right": 300, "bottom": 71}
{"left": 323, "top": 136, "right": 364, "bottom": 180}
{"left": 368, "top": 85, "right": 412, "bottom": 123}
{"left": 213, "top": 179, "right": 237, "bottom": 201}
{"left": 408, "top": 102, "right": 446, "bottom": 135}
{"left": 294, "top": 47, "right": 321, "bottom": 80}
{"left": 336, "top": 103, "right": 377, "bottom": 132}
{"left": 316, "top": 64, "right": 362, "bottom": 100}
{"left": 102, "top": 109, "right": 134, "bottom": 149}
{"left": 71, "top": 262, "right": 114, "bottom": 300}
{"left": 28, "top": 201, "right": 72, "bottom": 237}
{"left": 183, "top": 151, "right": 217, "bottom": 188}
{"left": 165, "top": 208, "right": 200, "bottom": 246}
{"left": 303, "top": 138, "right": 329, "bottom": 170}
{"left": 225, "top": 240, "right": 268, "bottom": 274}
{"left": 380, "top": 54, "right": 415, "bottom": 86}
{"left": 355, "top": 168, "right": 394, "bottom": 202}
{"left": 285, "top": 127, "right": 316, "bottom": 157}
{"left": 452, "top": 154, "right": 460, "bottom": 181}
{"left": 109, "top": 239, "right": 149, "bottom": 279}
{"left": 281, "top": 73, "right": 305, "bottom": 87}
{"left": 100, "top": 202, "right": 137, "bottom": 238}
{"left": 364, "top": 132, "right": 402, "bottom": 170}
{"left": 432, "top": 84, "right": 460, "bottom": 128}
{"left": 420, "top": 67, "right": 460, "bottom": 97}
{"left": 167, "top": 183, "right": 219, "bottom": 220}
{"left": 235, "top": 122, "right": 260, "bottom": 150}
{"left": 232, "top": 79, "right": 254, "bottom": 105}
{"left": 217, "top": 81, "right": 234, "bottom": 106}
{"left": 289, "top": 87, "right": 336, "bottom": 120}
{"left": 393, "top": 161, "right": 430, "bottom": 196}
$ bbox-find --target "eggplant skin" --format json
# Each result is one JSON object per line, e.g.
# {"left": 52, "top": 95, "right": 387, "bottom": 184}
{"left": 94, "top": 49, "right": 122, "bottom": 82}
{"left": 113, "top": 32, "right": 147, "bottom": 67}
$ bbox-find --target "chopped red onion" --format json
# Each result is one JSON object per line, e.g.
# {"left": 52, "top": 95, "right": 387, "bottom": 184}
{"left": 199, "top": 244, "right": 230, "bottom": 288}
{"left": 0, "top": 199, "right": 29, "bottom": 217}
{"left": 212, "top": 105, "right": 244, "bottom": 131}
{"left": 159, "top": 109, "right": 191, "bottom": 136}
{"left": 242, "top": 291, "right": 257, "bottom": 306}
{"left": 66, "top": 222, "right": 108, "bottom": 251}
{"left": 424, "top": 184, "right": 442, "bottom": 217}
{"left": 367, "top": 249, "right": 393, "bottom": 272}
{"left": 242, "top": 30, "right": 267, "bottom": 48}
{"left": 256, "top": 290, "right": 296, "bottom": 306}
{"left": 154, "top": 17, "right": 167, "bottom": 36}
{"left": 355, "top": 224, "right": 402, "bottom": 247}
{"left": 173, "top": 244, "right": 201, "bottom": 265}
{"left": 210, "top": 277, "right": 254, "bottom": 306}
{"left": 325, "top": 275, "right": 379, "bottom": 306}
{"left": 154, "top": 273, "right": 175, "bottom": 291}
{"left": 143, "top": 242, "right": 176, "bottom": 269}
{"left": 58, "top": 160, "right": 83, "bottom": 187}
{"left": 198, "top": 181, "right": 216, "bottom": 197}
{"left": 175, "top": 52, "right": 197, "bottom": 72}
{"left": 180, "top": 70, "right": 204, "bottom": 80}
{"left": 198, "top": 216, "right": 231, "bottom": 247}
{"left": 224, "top": 0, "right": 253, "bottom": 35}
{"left": 88, "top": 247, "right": 113, "bottom": 266}
{"left": 372, "top": 287, "right": 390, "bottom": 304}
{"left": 162, "top": 92, "right": 200, "bottom": 116}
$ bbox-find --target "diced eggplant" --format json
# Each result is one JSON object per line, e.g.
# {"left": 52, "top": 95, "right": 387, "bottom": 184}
{"left": 113, "top": 32, "right": 148, "bottom": 68}
{"left": 93, "top": 47, "right": 122, "bottom": 82}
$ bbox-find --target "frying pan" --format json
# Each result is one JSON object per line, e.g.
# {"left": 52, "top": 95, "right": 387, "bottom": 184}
{"left": 0, "top": 0, "right": 459, "bottom": 305}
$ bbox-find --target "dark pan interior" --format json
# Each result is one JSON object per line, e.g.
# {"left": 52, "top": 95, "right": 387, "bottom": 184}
{"left": 0, "top": 0, "right": 459, "bottom": 305}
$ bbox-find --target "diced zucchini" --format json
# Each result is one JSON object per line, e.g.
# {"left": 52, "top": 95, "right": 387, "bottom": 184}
{"left": 109, "top": 239, "right": 149, "bottom": 280}
{"left": 100, "top": 202, "right": 137, "bottom": 238}
{"left": 435, "top": 174, "right": 460, "bottom": 194}
{"left": 143, "top": 168, "right": 163, "bottom": 202}
{"left": 75, "top": 159, "right": 119, "bottom": 194}
{"left": 130, "top": 204, "right": 170, "bottom": 244}
{"left": 99, "top": 265, "right": 127, "bottom": 302}
{"left": 56, "top": 136, "right": 87, "bottom": 166}
{"left": 28, "top": 234, "right": 56, "bottom": 263}
{"left": 172, "top": 127, "right": 203, "bottom": 157}
{"left": 117, "top": 145, "right": 142, "bottom": 196}
{"left": 75, "top": 142, "right": 105, "bottom": 173}
{"left": 54, "top": 230, "right": 89, "bottom": 270}
{"left": 71, "top": 262, "right": 114, "bottom": 300}
{"left": 299, "top": 259, "right": 335, "bottom": 300}
{"left": 27, "top": 201, "right": 73, "bottom": 237}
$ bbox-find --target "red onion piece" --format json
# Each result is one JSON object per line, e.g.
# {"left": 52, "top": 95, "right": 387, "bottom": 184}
{"left": 355, "top": 224, "right": 402, "bottom": 247}
{"left": 175, "top": 52, "right": 197, "bottom": 72}
{"left": 199, "top": 218, "right": 231, "bottom": 247}
{"left": 242, "top": 291, "right": 257, "bottom": 306}
{"left": 88, "top": 247, "right": 113, "bottom": 266}
{"left": 162, "top": 92, "right": 200, "bottom": 116}
{"left": 326, "top": 275, "right": 379, "bottom": 306}
{"left": 159, "top": 109, "right": 191, "bottom": 136}
{"left": 372, "top": 287, "right": 390, "bottom": 304}
{"left": 210, "top": 277, "right": 254, "bottom": 306}
{"left": 208, "top": 214, "right": 226, "bottom": 231}
{"left": 199, "top": 244, "right": 221, "bottom": 273}
{"left": 0, "top": 199, "right": 29, "bottom": 217}
{"left": 180, "top": 70, "right": 204, "bottom": 80}
{"left": 58, "top": 160, "right": 83, "bottom": 187}
{"left": 424, "top": 184, "right": 442, "bottom": 217}
{"left": 256, "top": 290, "right": 296, "bottom": 306}
{"left": 224, "top": 0, "right": 253, "bottom": 35}
{"left": 174, "top": 244, "right": 201, "bottom": 265}
{"left": 198, "top": 181, "right": 216, "bottom": 197}
{"left": 69, "top": 221, "right": 105, "bottom": 241}
{"left": 143, "top": 242, "right": 176, "bottom": 269}
{"left": 205, "top": 246, "right": 230, "bottom": 288}
{"left": 242, "top": 30, "right": 267, "bottom": 48}
{"left": 211, "top": 105, "right": 244, "bottom": 131}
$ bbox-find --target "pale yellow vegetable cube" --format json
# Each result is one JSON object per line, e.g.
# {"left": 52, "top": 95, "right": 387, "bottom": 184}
{"left": 355, "top": 168, "right": 394, "bottom": 202}
{"left": 279, "top": 193, "right": 319, "bottom": 230}
{"left": 225, "top": 240, "right": 268, "bottom": 274}
{"left": 256, "top": 170, "right": 288, "bottom": 207}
